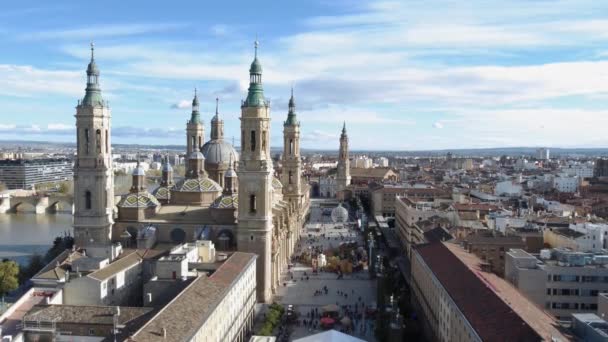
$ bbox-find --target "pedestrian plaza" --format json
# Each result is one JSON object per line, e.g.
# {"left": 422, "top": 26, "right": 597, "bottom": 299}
{"left": 275, "top": 201, "right": 378, "bottom": 341}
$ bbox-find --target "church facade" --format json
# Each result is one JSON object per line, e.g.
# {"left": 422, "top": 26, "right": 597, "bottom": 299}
{"left": 73, "top": 42, "right": 310, "bottom": 303}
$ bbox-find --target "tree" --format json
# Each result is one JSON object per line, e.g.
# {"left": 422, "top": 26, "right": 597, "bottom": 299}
{"left": 44, "top": 236, "right": 74, "bottom": 264}
{"left": 0, "top": 260, "right": 19, "bottom": 297}
{"left": 19, "top": 254, "right": 45, "bottom": 285}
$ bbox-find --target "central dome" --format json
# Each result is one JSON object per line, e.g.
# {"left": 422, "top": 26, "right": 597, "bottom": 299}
{"left": 201, "top": 139, "right": 238, "bottom": 166}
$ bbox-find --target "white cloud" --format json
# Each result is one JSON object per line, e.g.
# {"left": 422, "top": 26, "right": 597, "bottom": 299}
{"left": 0, "top": 64, "right": 81, "bottom": 97}
{"left": 171, "top": 100, "right": 191, "bottom": 109}
{"left": 18, "top": 23, "right": 186, "bottom": 41}
{"left": 47, "top": 123, "right": 72, "bottom": 131}
{"left": 433, "top": 122, "right": 443, "bottom": 129}
{"left": 210, "top": 24, "right": 230, "bottom": 36}
{"left": 301, "top": 130, "right": 339, "bottom": 142}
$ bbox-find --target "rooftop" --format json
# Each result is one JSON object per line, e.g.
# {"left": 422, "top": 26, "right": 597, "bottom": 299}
{"left": 130, "top": 252, "right": 256, "bottom": 342}
{"left": 88, "top": 251, "right": 142, "bottom": 281}
{"left": 24, "top": 305, "right": 152, "bottom": 326}
{"left": 444, "top": 242, "right": 570, "bottom": 341}
{"left": 465, "top": 235, "right": 525, "bottom": 246}
{"left": 415, "top": 241, "right": 560, "bottom": 341}
{"left": 350, "top": 167, "right": 395, "bottom": 178}
{"left": 550, "top": 228, "right": 585, "bottom": 239}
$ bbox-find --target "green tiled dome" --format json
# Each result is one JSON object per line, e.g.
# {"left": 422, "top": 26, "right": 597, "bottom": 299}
{"left": 118, "top": 192, "right": 160, "bottom": 208}
{"left": 153, "top": 186, "right": 170, "bottom": 200}
{"left": 172, "top": 178, "right": 222, "bottom": 192}
{"left": 210, "top": 194, "right": 238, "bottom": 209}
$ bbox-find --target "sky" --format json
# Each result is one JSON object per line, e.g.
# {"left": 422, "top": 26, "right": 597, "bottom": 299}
{"left": 1, "top": 0, "right": 608, "bottom": 150}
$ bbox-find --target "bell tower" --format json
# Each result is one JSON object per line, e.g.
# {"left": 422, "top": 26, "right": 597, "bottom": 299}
{"left": 281, "top": 88, "right": 302, "bottom": 207}
{"left": 336, "top": 122, "right": 351, "bottom": 197}
{"left": 237, "top": 40, "right": 274, "bottom": 302}
{"left": 186, "top": 89, "right": 204, "bottom": 155}
{"left": 73, "top": 43, "right": 115, "bottom": 259}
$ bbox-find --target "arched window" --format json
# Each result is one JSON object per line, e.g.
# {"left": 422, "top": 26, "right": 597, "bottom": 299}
{"left": 289, "top": 139, "right": 294, "bottom": 155}
{"left": 249, "top": 194, "right": 256, "bottom": 213}
{"left": 262, "top": 131, "right": 267, "bottom": 153}
{"left": 85, "top": 191, "right": 92, "bottom": 210}
{"left": 105, "top": 130, "right": 109, "bottom": 153}
{"left": 241, "top": 130, "right": 245, "bottom": 151}
{"left": 96, "top": 129, "right": 101, "bottom": 153}
{"left": 289, "top": 171, "right": 293, "bottom": 185}
{"left": 250, "top": 131, "right": 256, "bottom": 152}
{"left": 84, "top": 129, "right": 90, "bottom": 154}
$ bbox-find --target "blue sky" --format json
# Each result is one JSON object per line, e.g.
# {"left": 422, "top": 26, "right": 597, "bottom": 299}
{"left": 1, "top": 0, "right": 608, "bottom": 150}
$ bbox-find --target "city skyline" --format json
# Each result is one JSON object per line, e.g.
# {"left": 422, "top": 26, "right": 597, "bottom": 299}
{"left": 1, "top": 0, "right": 608, "bottom": 150}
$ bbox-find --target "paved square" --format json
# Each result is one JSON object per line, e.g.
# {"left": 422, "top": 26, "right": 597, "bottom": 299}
{"left": 275, "top": 200, "right": 377, "bottom": 341}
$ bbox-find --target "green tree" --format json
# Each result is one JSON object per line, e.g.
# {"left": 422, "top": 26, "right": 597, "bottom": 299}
{"left": 0, "top": 260, "right": 19, "bottom": 297}
{"left": 44, "top": 236, "right": 74, "bottom": 264}
{"left": 19, "top": 254, "right": 45, "bottom": 284}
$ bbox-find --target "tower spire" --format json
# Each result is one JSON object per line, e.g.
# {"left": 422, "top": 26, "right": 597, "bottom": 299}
{"left": 190, "top": 88, "right": 200, "bottom": 124}
{"left": 82, "top": 43, "right": 103, "bottom": 107}
{"left": 244, "top": 37, "right": 265, "bottom": 107}
{"left": 215, "top": 97, "right": 219, "bottom": 116}
{"left": 285, "top": 87, "right": 297, "bottom": 126}
{"left": 254, "top": 34, "right": 259, "bottom": 58}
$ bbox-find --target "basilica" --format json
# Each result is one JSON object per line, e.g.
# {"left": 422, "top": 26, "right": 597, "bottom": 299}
{"left": 73, "top": 42, "right": 310, "bottom": 302}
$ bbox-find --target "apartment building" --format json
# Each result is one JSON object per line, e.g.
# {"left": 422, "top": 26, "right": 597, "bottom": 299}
{"left": 506, "top": 248, "right": 608, "bottom": 320}
{"left": 0, "top": 158, "right": 72, "bottom": 189}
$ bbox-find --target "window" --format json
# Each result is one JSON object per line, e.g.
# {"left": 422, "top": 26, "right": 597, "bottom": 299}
{"left": 84, "top": 128, "right": 90, "bottom": 154}
{"left": 249, "top": 194, "right": 256, "bottom": 213}
{"left": 96, "top": 129, "right": 101, "bottom": 153}
{"left": 250, "top": 130, "right": 256, "bottom": 151}
{"left": 289, "top": 171, "right": 293, "bottom": 185}
{"left": 262, "top": 130, "right": 267, "bottom": 152}
{"left": 105, "top": 129, "right": 109, "bottom": 153}
{"left": 89, "top": 329, "right": 95, "bottom": 336}
{"left": 289, "top": 139, "right": 294, "bottom": 155}
{"left": 85, "top": 191, "right": 92, "bottom": 210}
{"left": 241, "top": 130, "right": 245, "bottom": 151}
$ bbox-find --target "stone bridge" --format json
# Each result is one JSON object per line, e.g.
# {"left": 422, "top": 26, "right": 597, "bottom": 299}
{"left": 0, "top": 194, "right": 74, "bottom": 214}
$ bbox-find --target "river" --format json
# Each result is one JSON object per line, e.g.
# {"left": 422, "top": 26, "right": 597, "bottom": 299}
{"left": 0, "top": 175, "right": 163, "bottom": 266}
{"left": 0, "top": 214, "right": 73, "bottom": 266}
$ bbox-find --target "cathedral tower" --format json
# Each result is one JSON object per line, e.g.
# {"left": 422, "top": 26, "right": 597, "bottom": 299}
{"left": 336, "top": 122, "right": 351, "bottom": 197}
{"left": 186, "top": 89, "right": 204, "bottom": 155}
{"left": 237, "top": 40, "right": 274, "bottom": 302}
{"left": 210, "top": 98, "right": 224, "bottom": 140}
{"left": 281, "top": 88, "right": 302, "bottom": 207}
{"left": 73, "top": 44, "right": 115, "bottom": 259}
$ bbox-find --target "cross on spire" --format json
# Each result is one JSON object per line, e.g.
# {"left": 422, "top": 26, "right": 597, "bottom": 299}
{"left": 254, "top": 35, "right": 259, "bottom": 58}
{"left": 216, "top": 97, "right": 219, "bottom": 115}
{"left": 90, "top": 42, "right": 95, "bottom": 60}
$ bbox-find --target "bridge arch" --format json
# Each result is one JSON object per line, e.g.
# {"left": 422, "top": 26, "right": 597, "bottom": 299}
{"left": 48, "top": 199, "right": 74, "bottom": 213}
